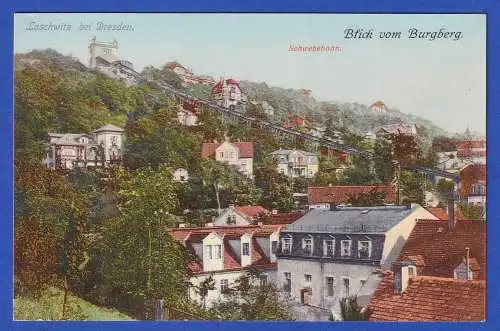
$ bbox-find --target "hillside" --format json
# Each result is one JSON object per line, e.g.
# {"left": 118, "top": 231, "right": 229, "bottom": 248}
{"left": 239, "top": 80, "right": 448, "bottom": 138}
{"left": 14, "top": 287, "right": 134, "bottom": 320}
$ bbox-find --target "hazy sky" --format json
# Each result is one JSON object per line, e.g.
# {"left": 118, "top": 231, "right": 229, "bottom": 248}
{"left": 14, "top": 13, "right": 486, "bottom": 134}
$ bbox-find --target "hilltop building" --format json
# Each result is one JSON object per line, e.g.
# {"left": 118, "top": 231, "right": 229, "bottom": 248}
{"left": 211, "top": 78, "right": 246, "bottom": 110}
{"left": 88, "top": 37, "right": 137, "bottom": 86}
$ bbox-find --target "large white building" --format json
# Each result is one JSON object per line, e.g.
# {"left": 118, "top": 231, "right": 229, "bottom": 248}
{"left": 168, "top": 224, "right": 284, "bottom": 308}
{"left": 42, "top": 124, "right": 125, "bottom": 170}
{"left": 276, "top": 205, "right": 438, "bottom": 320}
{"left": 88, "top": 37, "right": 137, "bottom": 86}
{"left": 201, "top": 141, "right": 254, "bottom": 178}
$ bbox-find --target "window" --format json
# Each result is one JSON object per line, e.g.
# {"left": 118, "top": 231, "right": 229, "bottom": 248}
{"left": 220, "top": 279, "right": 229, "bottom": 293}
{"left": 271, "top": 241, "right": 278, "bottom": 254}
{"left": 302, "top": 236, "right": 313, "bottom": 255}
{"left": 326, "top": 277, "right": 334, "bottom": 297}
{"left": 219, "top": 152, "right": 224, "bottom": 158}
{"left": 284, "top": 272, "right": 291, "bottom": 292}
{"left": 408, "top": 266, "right": 416, "bottom": 277}
{"left": 308, "top": 169, "right": 313, "bottom": 176}
{"left": 242, "top": 242, "right": 250, "bottom": 256}
{"left": 360, "top": 279, "right": 367, "bottom": 288}
{"left": 180, "top": 176, "right": 185, "bottom": 181}
{"left": 205, "top": 244, "right": 222, "bottom": 260}
{"left": 341, "top": 240, "right": 352, "bottom": 257}
{"left": 304, "top": 274, "right": 312, "bottom": 283}
{"left": 358, "top": 240, "right": 371, "bottom": 259}
{"left": 231, "top": 152, "right": 235, "bottom": 159}
{"left": 323, "top": 239, "right": 335, "bottom": 257}
{"left": 282, "top": 237, "right": 292, "bottom": 254}
{"left": 240, "top": 276, "right": 249, "bottom": 288}
{"left": 343, "top": 278, "right": 350, "bottom": 296}
{"left": 260, "top": 274, "right": 268, "bottom": 287}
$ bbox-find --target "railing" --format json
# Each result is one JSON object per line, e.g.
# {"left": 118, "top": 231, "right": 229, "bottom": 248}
{"left": 121, "top": 67, "right": 370, "bottom": 156}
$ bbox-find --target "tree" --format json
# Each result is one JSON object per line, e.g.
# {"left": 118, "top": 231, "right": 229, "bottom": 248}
{"left": 348, "top": 188, "right": 387, "bottom": 206}
{"left": 96, "top": 166, "right": 192, "bottom": 319}
{"left": 398, "top": 171, "right": 425, "bottom": 205}
{"left": 339, "top": 295, "right": 368, "bottom": 321}
{"left": 435, "top": 179, "right": 456, "bottom": 204}
{"left": 388, "top": 133, "right": 421, "bottom": 167}
{"left": 373, "top": 139, "right": 395, "bottom": 184}
{"left": 200, "top": 159, "right": 232, "bottom": 215}
{"left": 458, "top": 203, "right": 485, "bottom": 220}
{"left": 209, "top": 271, "right": 292, "bottom": 320}
{"left": 193, "top": 275, "right": 216, "bottom": 309}
{"left": 340, "top": 165, "right": 376, "bottom": 185}
{"left": 254, "top": 158, "right": 294, "bottom": 212}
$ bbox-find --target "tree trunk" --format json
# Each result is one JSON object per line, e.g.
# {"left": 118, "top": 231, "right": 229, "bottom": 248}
{"left": 61, "top": 275, "right": 69, "bottom": 319}
{"left": 214, "top": 183, "right": 221, "bottom": 216}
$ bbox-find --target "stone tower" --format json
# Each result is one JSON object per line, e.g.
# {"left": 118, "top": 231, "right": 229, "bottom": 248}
{"left": 88, "top": 36, "right": 119, "bottom": 69}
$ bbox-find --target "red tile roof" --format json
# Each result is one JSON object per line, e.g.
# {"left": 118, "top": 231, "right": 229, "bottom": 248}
{"left": 200, "top": 142, "right": 254, "bottom": 159}
{"left": 368, "top": 273, "right": 485, "bottom": 321}
{"left": 234, "top": 205, "right": 269, "bottom": 220}
{"left": 369, "top": 101, "right": 388, "bottom": 109}
{"left": 168, "top": 224, "right": 281, "bottom": 274}
{"left": 426, "top": 207, "right": 469, "bottom": 221}
{"left": 265, "top": 212, "right": 305, "bottom": 225}
{"left": 308, "top": 185, "right": 396, "bottom": 204}
{"left": 211, "top": 78, "right": 243, "bottom": 95}
{"left": 397, "top": 220, "right": 485, "bottom": 279}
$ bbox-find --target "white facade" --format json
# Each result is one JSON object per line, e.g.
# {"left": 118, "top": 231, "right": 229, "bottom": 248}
{"left": 189, "top": 269, "right": 277, "bottom": 308}
{"left": 173, "top": 168, "right": 189, "bottom": 182}
{"left": 272, "top": 149, "right": 319, "bottom": 179}
{"left": 212, "top": 79, "right": 246, "bottom": 110}
{"left": 215, "top": 142, "right": 253, "bottom": 178}
{"left": 177, "top": 107, "right": 198, "bottom": 126}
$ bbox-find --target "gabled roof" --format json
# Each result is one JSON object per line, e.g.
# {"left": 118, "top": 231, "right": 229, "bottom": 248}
{"left": 368, "top": 273, "right": 485, "bottom": 321}
{"left": 92, "top": 124, "right": 124, "bottom": 133}
{"left": 234, "top": 205, "right": 269, "bottom": 220}
{"left": 369, "top": 101, "right": 388, "bottom": 109}
{"left": 375, "top": 123, "right": 416, "bottom": 136}
{"left": 201, "top": 142, "right": 253, "bottom": 158}
{"left": 308, "top": 185, "right": 396, "bottom": 204}
{"left": 396, "top": 219, "right": 485, "bottom": 279}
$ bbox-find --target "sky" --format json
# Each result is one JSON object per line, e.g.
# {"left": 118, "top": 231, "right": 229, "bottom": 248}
{"left": 14, "top": 13, "right": 486, "bottom": 135}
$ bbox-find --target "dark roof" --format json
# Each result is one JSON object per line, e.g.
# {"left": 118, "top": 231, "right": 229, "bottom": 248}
{"left": 396, "top": 219, "right": 486, "bottom": 279}
{"left": 368, "top": 273, "right": 485, "bottom": 321}
{"left": 283, "top": 205, "right": 419, "bottom": 234}
{"left": 308, "top": 185, "right": 396, "bottom": 204}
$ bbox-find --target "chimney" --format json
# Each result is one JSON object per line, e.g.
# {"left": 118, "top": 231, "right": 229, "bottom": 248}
{"left": 447, "top": 197, "right": 456, "bottom": 228}
{"left": 465, "top": 247, "right": 471, "bottom": 280}
{"left": 393, "top": 261, "right": 415, "bottom": 294}
{"left": 271, "top": 209, "right": 278, "bottom": 215}
{"left": 178, "top": 223, "right": 186, "bottom": 228}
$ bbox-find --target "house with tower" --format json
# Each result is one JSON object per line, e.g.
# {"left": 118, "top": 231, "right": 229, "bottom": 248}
{"left": 42, "top": 124, "right": 125, "bottom": 170}
{"left": 211, "top": 78, "right": 246, "bottom": 110}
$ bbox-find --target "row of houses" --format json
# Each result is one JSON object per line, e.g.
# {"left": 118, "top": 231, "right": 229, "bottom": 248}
{"left": 168, "top": 201, "right": 485, "bottom": 321}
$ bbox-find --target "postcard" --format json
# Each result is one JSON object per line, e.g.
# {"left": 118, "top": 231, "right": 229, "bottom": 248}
{"left": 12, "top": 13, "right": 485, "bottom": 322}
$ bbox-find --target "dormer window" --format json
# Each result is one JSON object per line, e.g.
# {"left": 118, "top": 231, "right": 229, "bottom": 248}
{"left": 282, "top": 236, "right": 292, "bottom": 254}
{"left": 242, "top": 242, "right": 250, "bottom": 256}
{"left": 323, "top": 237, "right": 335, "bottom": 257}
{"left": 302, "top": 235, "right": 313, "bottom": 255}
{"left": 341, "top": 240, "right": 352, "bottom": 257}
{"left": 358, "top": 238, "right": 372, "bottom": 259}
